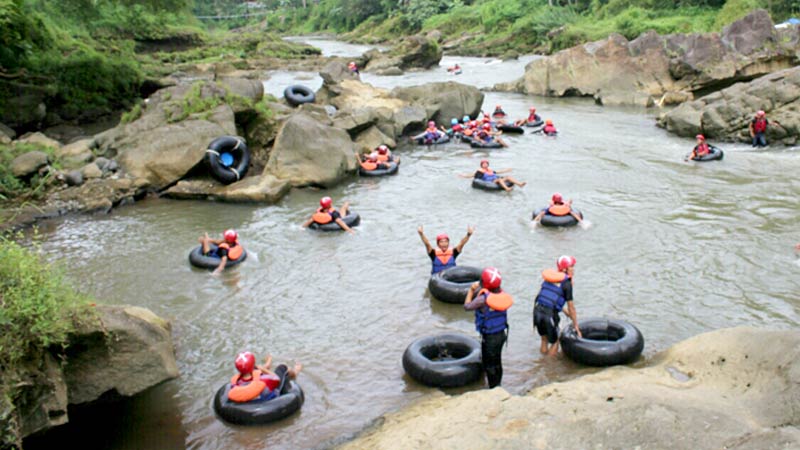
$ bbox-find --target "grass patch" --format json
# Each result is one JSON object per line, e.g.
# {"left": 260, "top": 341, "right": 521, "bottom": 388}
{"left": 0, "top": 142, "right": 62, "bottom": 202}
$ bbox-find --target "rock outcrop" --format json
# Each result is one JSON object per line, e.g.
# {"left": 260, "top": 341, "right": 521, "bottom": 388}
{"left": 363, "top": 34, "right": 443, "bottom": 73}
{"left": 498, "top": 10, "right": 799, "bottom": 108}
{"left": 339, "top": 327, "right": 800, "bottom": 450}
{"left": 657, "top": 65, "right": 800, "bottom": 144}
{"left": 392, "top": 82, "right": 484, "bottom": 126}
{"left": 14, "top": 305, "right": 178, "bottom": 440}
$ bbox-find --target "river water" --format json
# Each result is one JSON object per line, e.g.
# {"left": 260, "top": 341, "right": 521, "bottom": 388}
{"left": 24, "top": 38, "right": 800, "bottom": 450}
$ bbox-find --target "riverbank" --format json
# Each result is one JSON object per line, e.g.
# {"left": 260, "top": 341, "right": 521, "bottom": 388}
{"left": 339, "top": 326, "right": 800, "bottom": 449}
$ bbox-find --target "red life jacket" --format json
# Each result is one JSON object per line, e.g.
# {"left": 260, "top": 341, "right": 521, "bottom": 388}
{"left": 753, "top": 118, "right": 767, "bottom": 133}
{"left": 312, "top": 207, "right": 336, "bottom": 224}
{"left": 543, "top": 125, "right": 557, "bottom": 134}
{"left": 218, "top": 242, "right": 243, "bottom": 261}
{"left": 695, "top": 143, "right": 709, "bottom": 156}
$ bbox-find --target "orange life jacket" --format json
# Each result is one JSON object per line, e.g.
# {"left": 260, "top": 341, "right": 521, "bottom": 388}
{"left": 228, "top": 370, "right": 267, "bottom": 403}
{"left": 542, "top": 268, "right": 567, "bottom": 283}
{"left": 361, "top": 161, "right": 378, "bottom": 171}
{"left": 312, "top": 207, "right": 336, "bottom": 224}
{"left": 435, "top": 248, "right": 453, "bottom": 265}
{"left": 548, "top": 203, "right": 571, "bottom": 216}
{"left": 376, "top": 153, "right": 390, "bottom": 162}
{"left": 478, "top": 288, "right": 513, "bottom": 311}
{"left": 218, "top": 242, "right": 243, "bottom": 261}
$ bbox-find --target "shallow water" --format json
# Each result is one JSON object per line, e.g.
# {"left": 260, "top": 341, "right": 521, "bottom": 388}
{"left": 23, "top": 39, "right": 800, "bottom": 450}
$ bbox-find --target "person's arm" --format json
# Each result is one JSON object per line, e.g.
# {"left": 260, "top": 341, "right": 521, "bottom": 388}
{"left": 533, "top": 210, "right": 545, "bottom": 222}
{"left": 335, "top": 218, "right": 355, "bottom": 234}
{"left": 301, "top": 217, "right": 314, "bottom": 228}
{"left": 749, "top": 121, "right": 755, "bottom": 137}
{"left": 213, "top": 256, "right": 228, "bottom": 275}
{"left": 417, "top": 226, "right": 433, "bottom": 253}
{"left": 565, "top": 300, "right": 581, "bottom": 338}
{"left": 454, "top": 226, "right": 474, "bottom": 253}
{"left": 457, "top": 172, "right": 474, "bottom": 178}
{"left": 496, "top": 168, "right": 513, "bottom": 174}
{"left": 463, "top": 282, "right": 486, "bottom": 310}
{"left": 256, "top": 355, "right": 273, "bottom": 373}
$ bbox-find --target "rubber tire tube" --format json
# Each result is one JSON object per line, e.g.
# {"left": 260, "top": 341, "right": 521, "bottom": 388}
{"left": 206, "top": 136, "right": 250, "bottom": 185}
{"left": 213, "top": 380, "right": 304, "bottom": 425}
{"left": 497, "top": 124, "right": 524, "bottom": 134}
{"left": 359, "top": 161, "right": 400, "bottom": 177}
{"left": 695, "top": 145, "right": 724, "bottom": 161}
{"left": 560, "top": 317, "right": 644, "bottom": 367}
{"left": 308, "top": 212, "right": 361, "bottom": 232}
{"left": 428, "top": 266, "right": 483, "bottom": 304}
{"left": 526, "top": 119, "right": 544, "bottom": 128}
{"left": 188, "top": 245, "right": 247, "bottom": 270}
{"left": 414, "top": 134, "right": 450, "bottom": 145}
{"left": 284, "top": 85, "right": 316, "bottom": 107}
{"left": 471, "top": 178, "right": 504, "bottom": 191}
{"left": 402, "top": 334, "right": 482, "bottom": 387}
{"left": 469, "top": 140, "right": 503, "bottom": 149}
{"left": 533, "top": 208, "right": 583, "bottom": 227}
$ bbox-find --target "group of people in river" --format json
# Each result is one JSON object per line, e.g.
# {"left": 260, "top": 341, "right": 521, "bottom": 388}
{"left": 418, "top": 225, "right": 579, "bottom": 387}
{"left": 687, "top": 110, "right": 774, "bottom": 160}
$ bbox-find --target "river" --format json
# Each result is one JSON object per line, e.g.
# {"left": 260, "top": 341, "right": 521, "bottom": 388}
{"left": 23, "top": 38, "right": 800, "bottom": 450}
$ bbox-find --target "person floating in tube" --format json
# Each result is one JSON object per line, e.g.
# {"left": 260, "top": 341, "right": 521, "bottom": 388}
{"left": 460, "top": 159, "right": 525, "bottom": 191}
{"left": 464, "top": 267, "right": 514, "bottom": 388}
{"left": 198, "top": 229, "right": 244, "bottom": 274}
{"left": 302, "top": 196, "right": 355, "bottom": 234}
{"left": 533, "top": 255, "right": 581, "bottom": 356}
{"left": 355, "top": 153, "right": 391, "bottom": 172}
{"left": 472, "top": 123, "right": 509, "bottom": 147}
{"left": 369, "top": 144, "right": 399, "bottom": 163}
{"left": 417, "top": 225, "right": 474, "bottom": 274}
{"left": 685, "top": 134, "right": 711, "bottom": 161}
{"left": 514, "top": 107, "right": 542, "bottom": 127}
{"left": 542, "top": 119, "right": 558, "bottom": 136}
{"left": 532, "top": 192, "right": 584, "bottom": 225}
{"left": 228, "top": 352, "right": 302, "bottom": 403}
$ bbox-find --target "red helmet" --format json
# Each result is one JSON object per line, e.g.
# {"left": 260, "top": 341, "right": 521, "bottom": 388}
{"left": 482, "top": 123, "right": 491, "bottom": 130}
{"left": 436, "top": 233, "right": 449, "bottom": 243}
{"left": 378, "top": 145, "right": 388, "bottom": 154}
{"left": 757, "top": 110, "right": 765, "bottom": 117}
{"left": 545, "top": 119, "right": 553, "bottom": 125}
{"left": 551, "top": 192, "right": 563, "bottom": 204}
{"left": 428, "top": 121, "right": 435, "bottom": 127}
{"left": 469, "top": 121, "right": 477, "bottom": 128}
{"left": 557, "top": 255, "right": 577, "bottom": 271}
{"left": 223, "top": 229, "right": 238, "bottom": 244}
{"left": 696, "top": 134, "right": 705, "bottom": 141}
{"left": 481, "top": 267, "right": 502, "bottom": 290}
{"left": 480, "top": 159, "right": 489, "bottom": 166}
{"left": 235, "top": 352, "right": 255, "bottom": 374}
{"left": 529, "top": 107, "right": 536, "bottom": 112}
{"left": 495, "top": 105, "right": 502, "bottom": 109}
{"left": 320, "top": 196, "right": 332, "bottom": 208}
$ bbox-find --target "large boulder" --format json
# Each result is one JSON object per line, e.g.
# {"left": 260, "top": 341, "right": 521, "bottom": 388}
{"left": 13, "top": 305, "right": 178, "bottom": 441}
{"left": 340, "top": 327, "right": 800, "bottom": 450}
{"left": 364, "top": 35, "right": 442, "bottom": 72}
{"left": 265, "top": 112, "right": 356, "bottom": 187}
{"left": 392, "top": 82, "right": 484, "bottom": 126}
{"left": 658, "top": 66, "right": 800, "bottom": 145}
{"left": 320, "top": 60, "right": 360, "bottom": 85}
{"left": 162, "top": 175, "right": 291, "bottom": 203}
{"left": 11, "top": 151, "right": 50, "bottom": 178}
{"left": 502, "top": 10, "right": 798, "bottom": 107}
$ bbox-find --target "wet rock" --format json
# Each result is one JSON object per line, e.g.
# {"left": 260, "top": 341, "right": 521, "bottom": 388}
{"left": 376, "top": 67, "right": 404, "bottom": 76}
{"left": 658, "top": 65, "right": 800, "bottom": 144}
{"left": 341, "top": 327, "right": 800, "bottom": 450}
{"left": 392, "top": 82, "right": 484, "bottom": 126}
{"left": 64, "top": 170, "right": 84, "bottom": 187}
{"left": 364, "top": 34, "right": 442, "bottom": 72}
{"left": 56, "top": 138, "right": 95, "bottom": 159}
{"left": 502, "top": 10, "right": 799, "bottom": 107}
{"left": 17, "top": 132, "right": 61, "bottom": 150}
{"left": 265, "top": 112, "right": 356, "bottom": 187}
{"left": 354, "top": 126, "right": 396, "bottom": 154}
{"left": 163, "top": 175, "right": 291, "bottom": 203}
{"left": 391, "top": 105, "right": 428, "bottom": 136}
{"left": 320, "top": 60, "right": 359, "bottom": 85}
{"left": 80, "top": 163, "right": 103, "bottom": 180}
{"left": 11, "top": 151, "right": 50, "bottom": 178}
{"left": 0, "top": 122, "right": 16, "bottom": 140}
{"left": 332, "top": 108, "right": 378, "bottom": 135}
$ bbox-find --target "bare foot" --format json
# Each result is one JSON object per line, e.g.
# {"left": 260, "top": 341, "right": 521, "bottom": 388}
{"left": 519, "top": 182, "right": 527, "bottom": 187}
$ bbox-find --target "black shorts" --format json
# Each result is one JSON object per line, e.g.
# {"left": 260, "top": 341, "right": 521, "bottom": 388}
{"left": 533, "top": 304, "right": 560, "bottom": 344}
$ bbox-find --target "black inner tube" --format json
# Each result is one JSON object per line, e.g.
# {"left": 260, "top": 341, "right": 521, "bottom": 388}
{"left": 420, "top": 342, "right": 473, "bottom": 361}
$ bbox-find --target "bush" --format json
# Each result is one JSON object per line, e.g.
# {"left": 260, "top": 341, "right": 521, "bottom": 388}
{"left": 713, "top": 0, "right": 760, "bottom": 30}
{"left": 0, "top": 236, "right": 98, "bottom": 370}
{"left": 0, "top": 142, "right": 62, "bottom": 201}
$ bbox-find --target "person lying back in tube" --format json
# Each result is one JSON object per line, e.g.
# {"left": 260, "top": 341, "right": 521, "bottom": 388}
{"left": 198, "top": 229, "right": 244, "bottom": 274}
{"left": 302, "top": 196, "right": 355, "bottom": 234}
{"left": 417, "top": 225, "right": 474, "bottom": 274}
{"left": 473, "top": 123, "right": 509, "bottom": 148}
{"left": 228, "top": 352, "right": 302, "bottom": 403}
{"left": 369, "top": 145, "right": 399, "bottom": 163}
{"left": 356, "top": 153, "right": 391, "bottom": 172}
{"left": 686, "top": 134, "right": 710, "bottom": 161}
{"left": 533, "top": 192, "right": 584, "bottom": 224}
{"left": 514, "top": 107, "right": 542, "bottom": 127}
{"left": 460, "top": 159, "right": 526, "bottom": 191}
{"left": 442, "top": 118, "right": 464, "bottom": 137}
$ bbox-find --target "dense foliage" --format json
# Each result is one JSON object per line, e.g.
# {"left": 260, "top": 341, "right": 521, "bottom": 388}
{"left": 223, "top": 0, "right": 797, "bottom": 54}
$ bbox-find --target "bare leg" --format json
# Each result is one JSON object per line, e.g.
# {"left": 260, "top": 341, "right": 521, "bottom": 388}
{"left": 540, "top": 336, "right": 549, "bottom": 354}
{"left": 506, "top": 177, "right": 526, "bottom": 187}
{"left": 496, "top": 179, "right": 512, "bottom": 191}
{"left": 200, "top": 233, "right": 211, "bottom": 254}
{"left": 340, "top": 202, "right": 350, "bottom": 217}
{"left": 499, "top": 138, "right": 508, "bottom": 148}
{"left": 546, "top": 340, "right": 560, "bottom": 356}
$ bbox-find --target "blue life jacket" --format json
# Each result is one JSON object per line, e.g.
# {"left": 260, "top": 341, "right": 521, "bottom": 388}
{"left": 431, "top": 248, "right": 456, "bottom": 274}
{"left": 480, "top": 169, "right": 497, "bottom": 182}
{"left": 474, "top": 291, "right": 509, "bottom": 335}
{"left": 535, "top": 279, "right": 567, "bottom": 312}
